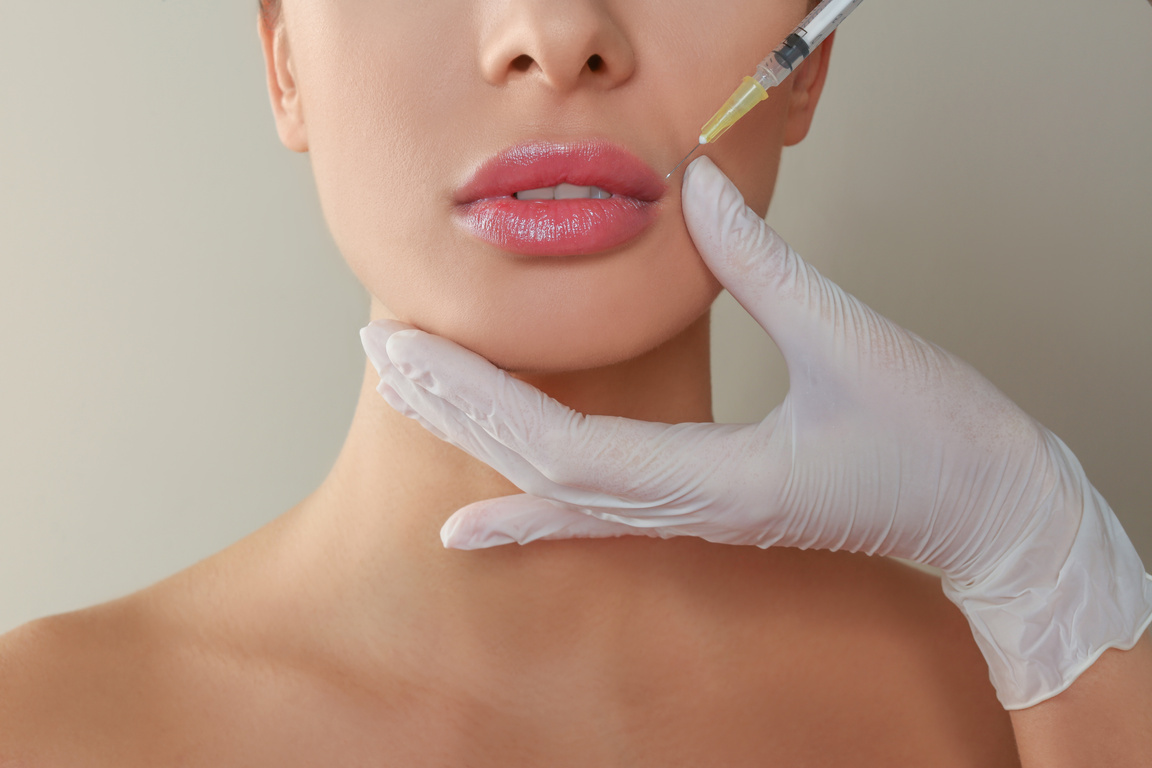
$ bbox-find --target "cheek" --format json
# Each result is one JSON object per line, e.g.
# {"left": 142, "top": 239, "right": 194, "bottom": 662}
{"left": 294, "top": 1, "right": 470, "bottom": 296}
{"left": 706, "top": 93, "right": 789, "bottom": 218}
{"left": 645, "top": 0, "right": 801, "bottom": 216}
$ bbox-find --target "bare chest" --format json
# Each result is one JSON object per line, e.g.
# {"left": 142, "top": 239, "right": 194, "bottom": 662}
{"left": 72, "top": 634, "right": 1019, "bottom": 768}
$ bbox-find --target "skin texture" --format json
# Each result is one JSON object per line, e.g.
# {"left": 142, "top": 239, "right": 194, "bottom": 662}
{"left": 263, "top": 0, "right": 810, "bottom": 373}
{"left": 1008, "top": 633, "right": 1152, "bottom": 768}
{"left": 0, "top": 1, "right": 1025, "bottom": 764}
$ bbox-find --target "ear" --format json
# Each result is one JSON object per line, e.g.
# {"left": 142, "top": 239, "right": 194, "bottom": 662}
{"left": 781, "top": 31, "right": 835, "bottom": 147}
{"left": 257, "top": 15, "right": 308, "bottom": 153}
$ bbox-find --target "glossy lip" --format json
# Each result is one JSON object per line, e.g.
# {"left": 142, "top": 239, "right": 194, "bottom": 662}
{"left": 453, "top": 140, "right": 667, "bottom": 257}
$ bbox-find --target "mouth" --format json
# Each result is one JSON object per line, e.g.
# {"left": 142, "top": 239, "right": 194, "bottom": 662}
{"left": 453, "top": 140, "right": 667, "bottom": 257}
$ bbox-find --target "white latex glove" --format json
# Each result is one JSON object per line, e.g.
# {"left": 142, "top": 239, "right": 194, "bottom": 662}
{"left": 360, "top": 155, "right": 1152, "bottom": 710}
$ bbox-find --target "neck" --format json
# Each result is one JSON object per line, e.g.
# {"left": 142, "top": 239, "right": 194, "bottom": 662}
{"left": 318, "top": 306, "right": 713, "bottom": 556}
{"left": 266, "top": 308, "right": 714, "bottom": 689}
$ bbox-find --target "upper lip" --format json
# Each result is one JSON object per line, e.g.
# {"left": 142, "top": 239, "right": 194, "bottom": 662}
{"left": 454, "top": 140, "right": 667, "bottom": 205}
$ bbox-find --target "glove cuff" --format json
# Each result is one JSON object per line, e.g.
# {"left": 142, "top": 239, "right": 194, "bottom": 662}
{"left": 941, "top": 440, "right": 1152, "bottom": 710}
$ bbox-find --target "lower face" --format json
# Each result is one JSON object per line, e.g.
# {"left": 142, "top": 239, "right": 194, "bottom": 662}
{"left": 285, "top": 0, "right": 808, "bottom": 373}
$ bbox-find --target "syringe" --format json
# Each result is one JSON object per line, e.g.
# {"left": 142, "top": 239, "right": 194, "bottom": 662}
{"left": 666, "top": 0, "right": 865, "bottom": 180}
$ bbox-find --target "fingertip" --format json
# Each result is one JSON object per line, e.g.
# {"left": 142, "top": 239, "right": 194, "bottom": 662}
{"left": 384, "top": 328, "right": 428, "bottom": 376}
{"left": 360, "top": 319, "right": 416, "bottom": 374}
{"left": 682, "top": 154, "right": 734, "bottom": 204}
{"left": 440, "top": 514, "right": 470, "bottom": 549}
{"left": 365, "top": 318, "right": 415, "bottom": 334}
{"left": 375, "top": 380, "right": 412, "bottom": 416}
{"left": 681, "top": 154, "right": 717, "bottom": 185}
{"left": 441, "top": 511, "right": 516, "bottom": 550}
{"left": 359, "top": 326, "right": 389, "bottom": 375}
{"left": 681, "top": 157, "right": 760, "bottom": 252}
{"left": 681, "top": 153, "right": 706, "bottom": 178}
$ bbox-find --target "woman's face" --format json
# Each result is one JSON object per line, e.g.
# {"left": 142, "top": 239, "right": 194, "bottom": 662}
{"left": 261, "top": 0, "right": 828, "bottom": 372}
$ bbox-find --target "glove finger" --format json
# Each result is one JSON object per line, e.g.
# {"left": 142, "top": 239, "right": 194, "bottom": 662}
{"left": 681, "top": 156, "right": 866, "bottom": 368}
{"left": 387, "top": 353, "right": 803, "bottom": 551}
{"left": 384, "top": 327, "right": 738, "bottom": 506}
{"left": 387, "top": 357, "right": 750, "bottom": 518}
{"left": 364, "top": 320, "right": 495, "bottom": 458}
{"left": 360, "top": 318, "right": 417, "bottom": 376}
{"left": 380, "top": 360, "right": 561, "bottom": 494}
{"left": 441, "top": 494, "right": 680, "bottom": 550}
{"left": 375, "top": 379, "right": 451, "bottom": 443}
{"left": 362, "top": 320, "right": 459, "bottom": 444}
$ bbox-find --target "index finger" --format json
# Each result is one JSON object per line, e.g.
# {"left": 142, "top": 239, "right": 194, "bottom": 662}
{"left": 382, "top": 327, "right": 738, "bottom": 506}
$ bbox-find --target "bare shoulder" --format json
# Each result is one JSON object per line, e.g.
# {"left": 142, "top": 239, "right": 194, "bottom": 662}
{"left": 0, "top": 618, "right": 52, "bottom": 760}
{"left": 0, "top": 581, "right": 405, "bottom": 766}
{"left": 0, "top": 597, "right": 188, "bottom": 765}
{"left": 0, "top": 609, "right": 101, "bottom": 760}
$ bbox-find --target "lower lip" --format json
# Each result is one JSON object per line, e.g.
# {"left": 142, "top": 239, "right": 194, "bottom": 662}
{"left": 454, "top": 197, "right": 659, "bottom": 257}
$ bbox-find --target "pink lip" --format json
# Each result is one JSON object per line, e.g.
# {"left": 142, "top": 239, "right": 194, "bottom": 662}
{"left": 453, "top": 141, "right": 667, "bottom": 257}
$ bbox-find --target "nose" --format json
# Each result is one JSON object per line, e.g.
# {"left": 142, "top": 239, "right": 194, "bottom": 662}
{"left": 478, "top": 0, "right": 636, "bottom": 93}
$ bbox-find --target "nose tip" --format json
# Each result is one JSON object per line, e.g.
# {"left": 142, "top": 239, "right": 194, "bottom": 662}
{"left": 479, "top": 2, "right": 636, "bottom": 93}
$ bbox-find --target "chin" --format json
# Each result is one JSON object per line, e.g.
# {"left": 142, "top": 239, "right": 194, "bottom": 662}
{"left": 393, "top": 274, "right": 721, "bottom": 375}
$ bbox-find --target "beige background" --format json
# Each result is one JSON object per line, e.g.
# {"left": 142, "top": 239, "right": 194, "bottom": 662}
{"left": 1, "top": 0, "right": 1149, "bottom": 634}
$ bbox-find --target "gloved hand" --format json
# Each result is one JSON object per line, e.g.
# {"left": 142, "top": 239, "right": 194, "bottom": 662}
{"left": 360, "top": 155, "right": 1152, "bottom": 710}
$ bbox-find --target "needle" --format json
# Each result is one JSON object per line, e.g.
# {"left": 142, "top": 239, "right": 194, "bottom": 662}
{"left": 665, "top": 143, "right": 702, "bottom": 181}
{"left": 662, "top": 1, "right": 865, "bottom": 182}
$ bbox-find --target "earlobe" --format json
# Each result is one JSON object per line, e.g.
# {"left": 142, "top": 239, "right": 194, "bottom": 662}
{"left": 781, "top": 32, "right": 834, "bottom": 147}
{"left": 257, "top": 16, "right": 309, "bottom": 153}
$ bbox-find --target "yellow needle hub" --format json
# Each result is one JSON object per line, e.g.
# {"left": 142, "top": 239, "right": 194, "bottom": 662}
{"left": 699, "top": 76, "right": 769, "bottom": 144}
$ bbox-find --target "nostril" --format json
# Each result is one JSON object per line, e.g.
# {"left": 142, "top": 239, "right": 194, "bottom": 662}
{"left": 511, "top": 54, "right": 534, "bottom": 72}
{"left": 587, "top": 54, "right": 604, "bottom": 72}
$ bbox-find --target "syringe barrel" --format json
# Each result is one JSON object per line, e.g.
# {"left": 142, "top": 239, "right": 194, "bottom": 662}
{"left": 754, "top": 0, "right": 864, "bottom": 90}
{"left": 797, "top": 0, "right": 865, "bottom": 52}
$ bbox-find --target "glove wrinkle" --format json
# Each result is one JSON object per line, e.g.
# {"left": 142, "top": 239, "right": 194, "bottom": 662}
{"left": 365, "top": 159, "right": 1152, "bottom": 712}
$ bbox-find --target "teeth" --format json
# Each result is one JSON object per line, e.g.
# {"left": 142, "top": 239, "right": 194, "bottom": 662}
{"left": 515, "top": 187, "right": 556, "bottom": 200}
{"left": 514, "top": 183, "right": 613, "bottom": 200}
